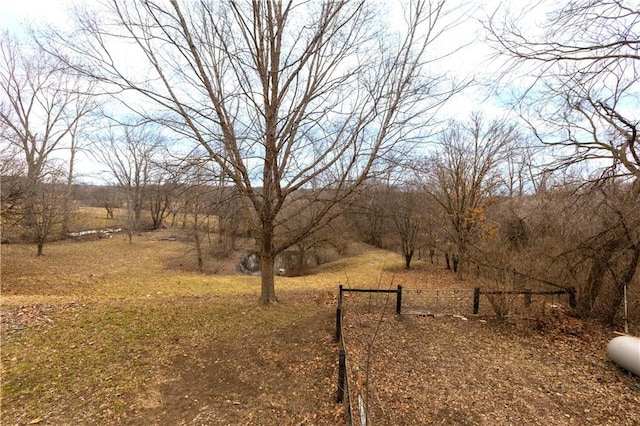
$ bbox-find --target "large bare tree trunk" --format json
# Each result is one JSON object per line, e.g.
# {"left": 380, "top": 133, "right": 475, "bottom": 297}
{"left": 260, "top": 219, "right": 277, "bottom": 304}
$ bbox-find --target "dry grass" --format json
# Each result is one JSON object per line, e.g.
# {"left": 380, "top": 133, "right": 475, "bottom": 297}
{"left": 1, "top": 230, "right": 258, "bottom": 301}
{"left": 1, "top": 232, "right": 639, "bottom": 425}
{"left": 0, "top": 230, "right": 392, "bottom": 424}
{"left": 67, "top": 206, "right": 123, "bottom": 232}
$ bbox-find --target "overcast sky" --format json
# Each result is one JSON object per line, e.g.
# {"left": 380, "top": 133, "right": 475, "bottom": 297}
{"left": 0, "top": 0, "right": 72, "bottom": 30}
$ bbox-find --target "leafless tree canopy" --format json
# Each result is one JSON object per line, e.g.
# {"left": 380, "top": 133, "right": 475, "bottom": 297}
{"left": 91, "top": 120, "right": 167, "bottom": 239}
{"left": 1, "top": 32, "right": 96, "bottom": 254}
{"left": 424, "top": 113, "right": 520, "bottom": 278}
{"left": 486, "top": 0, "right": 639, "bottom": 181}
{"left": 1, "top": 33, "right": 94, "bottom": 184}
{"left": 486, "top": 0, "right": 640, "bottom": 322}
{"left": 44, "top": 0, "right": 465, "bottom": 302}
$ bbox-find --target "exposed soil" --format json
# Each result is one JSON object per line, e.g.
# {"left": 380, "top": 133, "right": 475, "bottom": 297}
{"left": 130, "top": 292, "right": 344, "bottom": 425}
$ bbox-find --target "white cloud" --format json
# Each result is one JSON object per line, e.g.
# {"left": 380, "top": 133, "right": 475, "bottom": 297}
{"left": 0, "top": 0, "right": 71, "bottom": 32}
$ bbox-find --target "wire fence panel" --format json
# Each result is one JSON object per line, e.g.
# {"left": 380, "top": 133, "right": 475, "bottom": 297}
{"left": 401, "top": 289, "right": 476, "bottom": 316}
{"left": 478, "top": 290, "right": 572, "bottom": 319}
{"left": 339, "top": 289, "right": 400, "bottom": 315}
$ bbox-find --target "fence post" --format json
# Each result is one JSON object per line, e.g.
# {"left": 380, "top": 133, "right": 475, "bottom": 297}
{"left": 336, "top": 306, "right": 342, "bottom": 342}
{"left": 336, "top": 285, "right": 343, "bottom": 342}
{"left": 473, "top": 287, "right": 480, "bottom": 314}
{"left": 396, "top": 285, "right": 403, "bottom": 314}
{"left": 337, "top": 348, "right": 346, "bottom": 403}
{"left": 567, "top": 287, "right": 577, "bottom": 309}
{"left": 524, "top": 289, "right": 532, "bottom": 307}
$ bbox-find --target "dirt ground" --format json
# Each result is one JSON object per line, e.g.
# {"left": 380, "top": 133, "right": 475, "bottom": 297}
{"left": 341, "top": 265, "right": 640, "bottom": 426}
{"left": 129, "top": 291, "right": 344, "bottom": 425}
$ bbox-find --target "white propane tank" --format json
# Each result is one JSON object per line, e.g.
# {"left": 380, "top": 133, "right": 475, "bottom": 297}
{"left": 608, "top": 335, "right": 640, "bottom": 376}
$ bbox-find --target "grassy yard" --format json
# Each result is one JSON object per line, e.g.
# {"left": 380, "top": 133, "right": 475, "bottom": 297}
{"left": 1, "top": 229, "right": 396, "bottom": 425}
{"left": 2, "top": 228, "right": 639, "bottom": 425}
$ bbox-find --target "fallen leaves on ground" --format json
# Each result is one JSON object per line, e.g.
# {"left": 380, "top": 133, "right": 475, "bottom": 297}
{"left": 342, "top": 310, "right": 640, "bottom": 425}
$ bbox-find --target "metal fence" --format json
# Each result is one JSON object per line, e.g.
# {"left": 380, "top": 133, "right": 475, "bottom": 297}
{"left": 401, "top": 288, "right": 476, "bottom": 316}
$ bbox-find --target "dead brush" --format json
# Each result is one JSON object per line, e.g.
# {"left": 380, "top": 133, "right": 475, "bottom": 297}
{"left": 486, "top": 292, "right": 509, "bottom": 320}
{"left": 532, "top": 302, "right": 585, "bottom": 336}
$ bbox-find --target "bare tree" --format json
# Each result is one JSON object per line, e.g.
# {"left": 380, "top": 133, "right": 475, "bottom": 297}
{"left": 487, "top": 0, "right": 640, "bottom": 321}
{"left": 0, "top": 147, "right": 27, "bottom": 241}
{"left": 93, "top": 185, "right": 121, "bottom": 220}
{"left": 48, "top": 0, "right": 466, "bottom": 303}
{"left": 61, "top": 119, "right": 89, "bottom": 236}
{"left": 0, "top": 33, "right": 94, "bottom": 252}
{"left": 182, "top": 167, "right": 214, "bottom": 273}
{"left": 30, "top": 169, "right": 68, "bottom": 256}
{"left": 214, "top": 186, "right": 245, "bottom": 255}
{"left": 147, "top": 157, "right": 184, "bottom": 230}
{"left": 92, "top": 120, "right": 165, "bottom": 241}
{"left": 181, "top": 158, "right": 236, "bottom": 272}
{"left": 423, "top": 113, "right": 519, "bottom": 278}
{"left": 576, "top": 181, "right": 640, "bottom": 321}
{"left": 1, "top": 161, "right": 68, "bottom": 255}
{"left": 487, "top": 0, "right": 639, "bottom": 180}
{"left": 389, "top": 185, "right": 427, "bottom": 269}
{"left": 345, "top": 181, "right": 394, "bottom": 249}
{"left": 277, "top": 191, "right": 349, "bottom": 275}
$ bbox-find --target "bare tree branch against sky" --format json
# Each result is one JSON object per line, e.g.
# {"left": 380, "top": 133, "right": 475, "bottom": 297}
{"left": 7, "top": 0, "right": 473, "bottom": 303}
{"left": 8, "top": 0, "right": 631, "bottom": 303}
{"left": 0, "top": 0, "right": 522, "bottom": 119}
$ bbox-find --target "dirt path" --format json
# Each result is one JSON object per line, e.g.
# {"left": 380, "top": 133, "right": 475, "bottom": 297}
{"left": 128, "top": 291, "right": 345, "bottom": 425}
